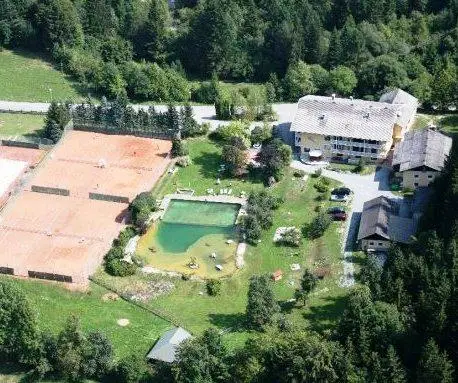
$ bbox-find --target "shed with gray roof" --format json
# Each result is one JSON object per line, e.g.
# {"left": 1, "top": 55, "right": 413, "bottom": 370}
{"left": 147, "top": 327, "right": 192, "bottom": 363}
{"left": 393, "top": 128, "right": 452, "bottom": 172}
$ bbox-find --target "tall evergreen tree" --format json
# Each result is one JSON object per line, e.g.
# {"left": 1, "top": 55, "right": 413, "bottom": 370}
{"left": 417, "top": 339, "right": 454, "bottom": 383}
{"left": 246, "top": 274, "right": 279, "bottom": 329}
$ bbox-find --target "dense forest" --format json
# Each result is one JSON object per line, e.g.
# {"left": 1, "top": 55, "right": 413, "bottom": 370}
{"left": 0, "top": 0, "right": 457, "bottom": 107}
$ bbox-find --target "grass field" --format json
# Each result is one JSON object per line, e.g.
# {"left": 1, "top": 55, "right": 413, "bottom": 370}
{"left": 94, "top": 137, "right": 348, "bottom": 348}
{"left": 0, "top": 50, "right": 86, "bottom": 102}
{"left": 0, "top": 277, "right": 171, "bottom": 359}
{"left": 0, "top": 113, "right": 45, "bottom": 137}
{"left": 413, "top": 113, "right": 458, "bottom": 137}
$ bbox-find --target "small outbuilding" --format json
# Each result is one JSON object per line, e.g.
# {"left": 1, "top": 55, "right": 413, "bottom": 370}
{"left": 357, "top": 196, "right": 417, "bottom": 251}
{"left": 147, "top": 327, "right": 192, "bottom": 363}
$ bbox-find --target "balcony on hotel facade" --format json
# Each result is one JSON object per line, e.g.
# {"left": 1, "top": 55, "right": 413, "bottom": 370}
{"left": 325, "top": 136, "right": 384, "bottom": 149}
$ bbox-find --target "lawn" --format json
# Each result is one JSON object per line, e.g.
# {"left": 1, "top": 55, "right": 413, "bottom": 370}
{"left": 0, "top": 112, "right": 45, "bottom": 137}
{"left": 0, "top": 277, "right": 171, "bottom": 359}
{"left": 94, "top": 137, "right": 349, "bottom": 349}
{"left": 413, "top": 113, "right": 458, "bottom": 138}
{"left": 0, "top": 50, "right": 87, "bottom": 102}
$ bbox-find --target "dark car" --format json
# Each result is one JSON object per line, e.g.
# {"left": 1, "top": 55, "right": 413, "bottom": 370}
{"left": 331, "top": 187, "right": 352, "bottom": 196}
{"left": 327, "top": 206, "right": 346, "bottom": 214}
{"left": 330, "top": 211, "right": 347, "bottom": 221}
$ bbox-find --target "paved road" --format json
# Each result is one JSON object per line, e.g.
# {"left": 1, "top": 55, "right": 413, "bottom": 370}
{"left": 291, "top": 161, "right": 399, "bottom": 287}
{"left": 0, "top": 100, "right": 297, "bottom": 130}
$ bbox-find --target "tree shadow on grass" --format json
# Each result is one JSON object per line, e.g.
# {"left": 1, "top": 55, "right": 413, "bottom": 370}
{"left": 279, "top": 299, "right": 297, "bottom": 314}
{"left": 208, "top": 312, "right": 247, "bottom": 333}
{"left": 192, "top": 151, "right": 222, "bottom": 179}
{"left": 302, "top": 294, "right": 348, "bottom": 333}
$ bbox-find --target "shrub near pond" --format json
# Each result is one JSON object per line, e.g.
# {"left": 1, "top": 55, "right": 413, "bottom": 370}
{"left": 242, "top": 191, "right": 283, "bottom": 244}
{"left": 104, "top": 226, "right": 138, "bottom": 277}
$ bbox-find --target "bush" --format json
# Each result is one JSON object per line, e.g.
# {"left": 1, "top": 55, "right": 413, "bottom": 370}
{"left": 206, "top": 279, "right": 222, "bottom": 296}
{"left": 293, "top": 169, "right": 306, "bottom": 178}
{"left": 222, "top": 140, "right": 247, "bottom": 177}
{"left": 242, "top": 214, "right": 262, "bottom": 244}
{"left": 105, "top": 258, "right": 136, "bottom": 277}
{"left": 171, "top": 139, "right": 189, "bottom": 158}
{"left": 250, "top": 124, "right": 272, "bottom": 145}
{"left": 313, "top": 181, "right": 329, "bottom": 193}
{"left": 176, "top": 155, "right": 191, "bottom": 167}
{"left": 303, "top": 213, "right": 332, "bottom": 239}
{"left": 192, "top": 81, "right": 219, "bottom": 104}
{"left": 113, "top": 354, "right": 148, "bottom": 383}
{"left": 210, "top": 121, "right": 250, "bottom": 147}
{"left": 353, "top": 158, "right": 367, "bottom": 173}
{"left": 113, "top": 226, "right": 137, "bottom": 248}
{"left": 104, "top": 246, "right": 124, "bottom": 262}
{"left": 314, "top": 204, "right": 324, "bottom": 212}
{"left": 130, "top": 192, "right": 156, "bottom": 226}
{"left": 312, "top": 168, "right": 322, "bottom": 178}
{"left": 277, "top": 227, "right": 302, "bottom": 247}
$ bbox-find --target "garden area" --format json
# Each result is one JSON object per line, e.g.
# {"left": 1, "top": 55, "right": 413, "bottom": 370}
{"left": 94, "top": 136, "right": 349, "bottom": 348}
{"left": 412, "top": 113, "right": 458, "bottom": 138}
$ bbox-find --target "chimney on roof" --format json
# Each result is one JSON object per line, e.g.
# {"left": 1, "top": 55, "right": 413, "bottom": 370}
{"left": 331, "top": 93, "right": 336, "bottom": 101}
{"left": 350, "top": 96, "right": 354, "bottom": 105}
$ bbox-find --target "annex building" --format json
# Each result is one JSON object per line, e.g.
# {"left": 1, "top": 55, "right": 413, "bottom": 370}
{"left": 291, "top": 89, "right": 418, "bottom": 163}
{"left": 392, "top": 128, "right": 452, "bottom": 189}
{"left": 357, "top": 196, "right": 417, "bottom": 251}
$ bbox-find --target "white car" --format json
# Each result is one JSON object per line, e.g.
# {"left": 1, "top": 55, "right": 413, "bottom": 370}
{"left": 330, "top": 194, "right": 349, "bottom": 202}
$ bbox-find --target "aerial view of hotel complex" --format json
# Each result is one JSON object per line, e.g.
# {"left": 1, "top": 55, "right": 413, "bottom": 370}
{"left": 0, "top": 0, "right": 456, "bottom": 382}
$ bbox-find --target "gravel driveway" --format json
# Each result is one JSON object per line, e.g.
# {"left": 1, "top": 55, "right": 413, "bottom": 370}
{"left": 291, "top": 160, "right": 399, "bottom": 287}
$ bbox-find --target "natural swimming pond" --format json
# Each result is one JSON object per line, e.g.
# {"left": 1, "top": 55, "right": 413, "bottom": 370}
{"left": 137, "top": 199, "right": 241, "bottom": 277}
{"left": 157, "top": 200, "right": 240, "bottom": 253}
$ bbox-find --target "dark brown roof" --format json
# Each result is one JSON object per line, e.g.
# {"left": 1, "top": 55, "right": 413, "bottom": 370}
{"left": 357, "top": 196, "right": 395, "bottom": 241}
{"left": 357, "top": 196, "right": 417, "bottom": 244}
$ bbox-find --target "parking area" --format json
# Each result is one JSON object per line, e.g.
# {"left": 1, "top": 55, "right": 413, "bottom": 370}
{"left": 291, "top": 161, "right": 399, "bottom": 286}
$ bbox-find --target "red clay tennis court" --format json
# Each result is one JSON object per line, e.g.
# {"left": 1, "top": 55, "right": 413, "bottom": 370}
{"left": 0, "top": 146, "right": 46, "bottom": 208}
{"left": 0, "top": 131, "right": 171, "bottom": 285}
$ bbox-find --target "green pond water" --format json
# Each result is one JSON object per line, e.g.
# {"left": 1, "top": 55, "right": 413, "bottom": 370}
{"left": 156, "top": 200, "right": 240, "bottom": 253}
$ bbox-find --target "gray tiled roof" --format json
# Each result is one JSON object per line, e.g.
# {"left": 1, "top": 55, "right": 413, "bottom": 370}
{"left": 379, "top": 89, "right": 419, "bottom": 128}
{"left": 393, "top": 129, "right": 453, "bottom": 171}
{"left": 357, "top": 196, "right": 416, "bottom": 244}
{"left": 290, "top": 89, "right": 418, "bottom": 141}
{"left": 388, "top": 216, "right": 416, "bottom": 243}
{"left": 147, "top": 327, "right": 192, "bottom": 363}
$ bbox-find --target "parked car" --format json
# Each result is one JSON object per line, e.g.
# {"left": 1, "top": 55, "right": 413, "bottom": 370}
{"left": 331, "top": 211, "right": 347, "bottom": 221}
{"left": 331, "top": 187, "right": 352, "bottom": 196}
{"left": 327, "top": 206, "right": 346, "bottom": 214}
{"left": 330, "top": 194, "right": 349, "bottom": 202}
